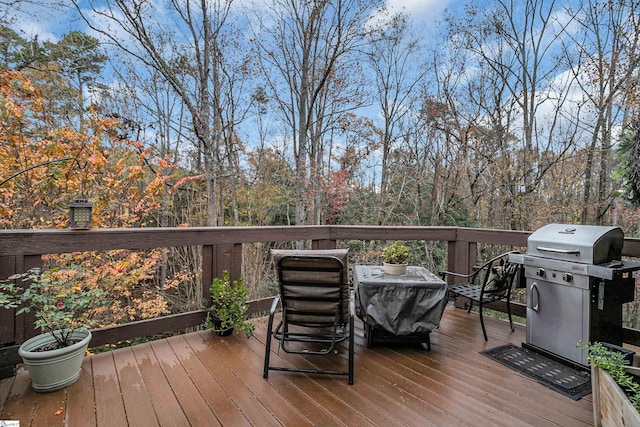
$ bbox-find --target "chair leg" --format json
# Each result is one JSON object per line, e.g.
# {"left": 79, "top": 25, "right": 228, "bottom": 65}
{"left": 466, "top": 299, "right": 473, "bottom": 313}
{"left": 478, "top": 301, "right": 488, "bottom": 341}
{"left": 365, "top": 322, "right": 373, "bottom": 349}
{"left": 507, "top": 298, "right": 514, "bottom": 332}
{"left": 263, "top": 314, "right": 275, "bottom": 379}
{"left": 348, "top": 317, "right": 354, "bottom": 385}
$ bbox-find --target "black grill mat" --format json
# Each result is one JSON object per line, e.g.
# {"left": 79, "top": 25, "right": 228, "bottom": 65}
{"left": 481, "top": 343, "right": 591, "bottom": 400}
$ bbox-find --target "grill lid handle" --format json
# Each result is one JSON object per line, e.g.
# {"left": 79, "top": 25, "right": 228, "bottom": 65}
{"left": 535, "top": 245, "right": 580, "bottom": 255}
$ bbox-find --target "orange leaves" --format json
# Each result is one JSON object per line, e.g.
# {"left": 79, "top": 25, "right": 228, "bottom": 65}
{"left": 43, "top": 249, "right": 174, "bottom": 327}
{"left": 1, "top": 70, "right": 203, "bottom": 324}
{"left": 0, "top": 70, "right": 196, "bottom": 229}
{"left": 173, "top": 174, "right": 204, "bottom": 190}
{"left": 0, "top": 72, "right": 94, "bottom": 227}
{"left": 87, "top": 153, "right": 107, "bottom": 168}
{"left": 0, "top": 71, "right": 42, "bottom": 117}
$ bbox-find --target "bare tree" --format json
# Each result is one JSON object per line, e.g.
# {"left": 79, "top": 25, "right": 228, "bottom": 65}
{"left": 442, "top": 0, "right": 580, "bottom": 230}
{"left": 73, "top": 0, "right": 247, "bottom": 226}
{"left": 364, "top": 12, "right": 427, "bottom": 225}
{"left": 561, "top": 0, "right": 640, "bottom": 224}
{"left": 252, "top": 0, "right": 381, "bottom": 226}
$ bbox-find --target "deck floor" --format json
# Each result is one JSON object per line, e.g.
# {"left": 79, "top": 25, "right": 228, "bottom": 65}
{"left": 1, "top": 304, "right": 594, "bottom": 426}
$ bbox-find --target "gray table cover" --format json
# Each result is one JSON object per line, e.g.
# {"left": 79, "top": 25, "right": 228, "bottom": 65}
{"left": 354, "top": 265, "right": 448, "bottom": 335}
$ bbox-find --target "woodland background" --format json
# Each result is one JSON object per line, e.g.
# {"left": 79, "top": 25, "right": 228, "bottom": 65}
{"left": 2, "top": 0, "right": 640, "bottom": 329}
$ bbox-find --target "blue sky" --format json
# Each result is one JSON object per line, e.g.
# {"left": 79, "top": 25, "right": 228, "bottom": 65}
{"left": 6, "top": 0, "right": 461, "bottom": 43}
{"left": 4, "top": 0, "right": 621, "bottom": 187}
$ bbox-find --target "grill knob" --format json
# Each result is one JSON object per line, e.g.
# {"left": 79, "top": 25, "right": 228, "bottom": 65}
{"left": 536, "top": 268, "right": 546, "bottom": 277}
{"left": 563, "top": 273, "right": 573, "bottom": 282}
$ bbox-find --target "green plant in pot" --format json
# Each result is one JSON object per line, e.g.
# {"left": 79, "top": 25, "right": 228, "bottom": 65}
{"left": 381, "top": 241, "right": 410, "bottom": 275}
{"left": 0, "top": 267, "right": 107, "bottom": 392}
{"left": 205, "top": 271, "right": 254, "bottom": 338}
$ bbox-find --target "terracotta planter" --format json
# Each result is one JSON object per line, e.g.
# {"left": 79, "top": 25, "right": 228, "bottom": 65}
{"left": 383, "top": 263, "right": 407, "bottom": 275}
{"left": 18, "top": 329, "right": 91, "bottom": 392}
{"left": 592, "top": 365, "right": 640, "bottom": 426}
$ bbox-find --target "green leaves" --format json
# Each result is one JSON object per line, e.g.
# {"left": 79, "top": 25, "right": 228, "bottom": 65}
{"left": 0, "top": 267, "right": 108, "bottom": 348}
{"left": 381, "top": 241, "right": 410, "bottom": 264}
{"left": 587, "top": 342, "right": 640, "bottom": 412}
{"left": 205, "top": 271, "right": 254, "bottom": 338}
{"left": 615, "top": 124, "right": 640, "bottom": 206}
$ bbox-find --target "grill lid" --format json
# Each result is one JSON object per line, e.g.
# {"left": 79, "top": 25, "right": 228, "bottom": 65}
{"left": 527, "top": 223, "right": 623, "bottom": 265}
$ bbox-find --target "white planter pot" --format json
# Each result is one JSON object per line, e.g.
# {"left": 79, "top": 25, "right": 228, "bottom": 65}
{"left": 18, "top": 329, "right": 91, "bottom": 392}
{"left": 383, "top": 263, "right": 407, "bottom": 275}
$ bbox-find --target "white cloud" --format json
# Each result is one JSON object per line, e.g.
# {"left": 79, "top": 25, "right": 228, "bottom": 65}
{"left": 5, "top": 1, "right": 78, "bottom": 42}
{"left": 372, "top": 0, "right": 453, "bottom": 36}
{"left": 385, "top": 0, "right": 450, "bottom": 17}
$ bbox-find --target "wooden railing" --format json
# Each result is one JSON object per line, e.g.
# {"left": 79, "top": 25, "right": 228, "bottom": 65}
{"left": 1, "top": 225, "right": 639, "bottom": 378}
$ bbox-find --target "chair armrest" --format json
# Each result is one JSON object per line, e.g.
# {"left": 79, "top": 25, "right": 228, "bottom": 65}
{"left": 269, "top": 295, "right": 281, "bottom": 315}
{"left": 442, "top": 251, "right": 522, "bottom": 286}
{"left": 439, "top": 270, "right": 474, "bottom": 280}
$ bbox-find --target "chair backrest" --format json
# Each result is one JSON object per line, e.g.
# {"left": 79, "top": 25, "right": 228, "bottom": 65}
{"left": 275, "top": 255, "right": 346, "bottom": 327}
{"left": 480, "top": 253, "right": 520, "bottom": 298}
{"left": 271, "top": 249, "right": 350, "bottom": 323}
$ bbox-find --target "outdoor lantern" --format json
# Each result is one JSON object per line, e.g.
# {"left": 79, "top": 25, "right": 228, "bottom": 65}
{"left": 69, "top": 199, "right": 93, "bottom": 229}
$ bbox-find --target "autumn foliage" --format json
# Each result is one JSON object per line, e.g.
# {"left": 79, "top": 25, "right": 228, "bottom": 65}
{"left": 0, "top": 70, "right": 197, "bottom": 325}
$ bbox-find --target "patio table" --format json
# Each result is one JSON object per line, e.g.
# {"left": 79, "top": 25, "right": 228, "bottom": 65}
{"left": 354, "top": 265, "right": 448, "bottom": 350}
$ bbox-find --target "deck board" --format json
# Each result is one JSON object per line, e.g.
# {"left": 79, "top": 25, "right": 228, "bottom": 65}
{"left": 28, "top": 380, "right": 65, "bottom": 427}
{"left": 0, "top": 304, "right": 595, "bottom": 426}
{"left": 168, "top": 334, "right": 252, "bottom": 427}
{"left": 1, "top": 368, "right": 35, "bottom": 422}
{"left": 251, "top": 324, "right": 399, "bottom": 426}
{"left": 65, "top": 358, "right": 96, "bottom": 427}
{"left": 239, "top": 348, "right": 344, "bottom": 425}
{"left": 182, "top": 332, "right": 283, "bottom": 427}
{"left": 112, "top": 346, "right": 158, "bottom": 427}
{"left": 92, "top": 351, "right": 128, "bottom": 426}
{"left": 198, "top": 330, "right": 326, "bottom": 426}
{"left": 130, "top": 342, "right": 190, "bottom": 427}
{"left": 150, "top": 338, "right": 221, "bottom": 426}
{"left": 240, "top": 328, "right": 355, "bottom": 426}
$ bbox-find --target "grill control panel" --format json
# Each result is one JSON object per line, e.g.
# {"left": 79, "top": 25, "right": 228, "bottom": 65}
{"left": 524, "top": 266, "right": 588, "bottom": 289}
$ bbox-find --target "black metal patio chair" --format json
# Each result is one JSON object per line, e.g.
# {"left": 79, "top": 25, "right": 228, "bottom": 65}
{"left": 263, "top": 249, "right": 354, "bottom": 384}
{"left": 440, "top": 251, "right": 520, "bottom": 341}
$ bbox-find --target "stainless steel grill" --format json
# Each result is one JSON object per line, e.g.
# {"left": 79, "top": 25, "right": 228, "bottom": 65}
{"left": 510, "top": 224, "right": 640, "bottom": 367}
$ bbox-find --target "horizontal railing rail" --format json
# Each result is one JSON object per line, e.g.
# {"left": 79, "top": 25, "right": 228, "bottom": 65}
{"left": 1, "top": 226, "right": 639, "bottom": 378}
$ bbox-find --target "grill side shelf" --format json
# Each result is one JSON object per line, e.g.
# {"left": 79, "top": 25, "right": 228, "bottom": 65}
{"left": 587, "top": 261, "right": 640, "bottom": 281}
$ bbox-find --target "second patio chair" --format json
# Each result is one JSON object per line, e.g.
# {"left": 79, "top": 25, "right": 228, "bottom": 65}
{"left": 440, "top": 251, "right": 520, "bottom": 341}
{"left": 263, "top": 250, "right": 354, "bottom": 384}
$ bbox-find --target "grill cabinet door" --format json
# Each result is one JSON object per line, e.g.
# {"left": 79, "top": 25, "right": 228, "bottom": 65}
{"left": 526, "top": 278, "right": 590, "bottom": 366}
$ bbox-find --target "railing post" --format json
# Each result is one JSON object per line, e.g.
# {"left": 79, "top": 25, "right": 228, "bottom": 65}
{"left": 448, "top": 231, "right": 477, "bottom": 309}
{"left": 311, "top": 239, "right": 337, "bottom": 250}
{"left": 0, "top": 255, "right": 41, "bottom": 344}
{"left": 0, "top": 256, "right": 17, "bottom": 347}
{"left": 445, "top": 231, "right": 477, "bottom": 282}
{"left": 202, "top": 243, "right": 243, "bottom": 302}
{"left": 0, "top": 254, "right": 41, "bottom": 379}
{"left": 445, "top": 240, "right": 457, "bottom": 283}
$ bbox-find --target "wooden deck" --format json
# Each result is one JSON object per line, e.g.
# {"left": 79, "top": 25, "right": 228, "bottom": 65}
{"left": 0, "top": 305, "right": 594, "bottom": 426}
